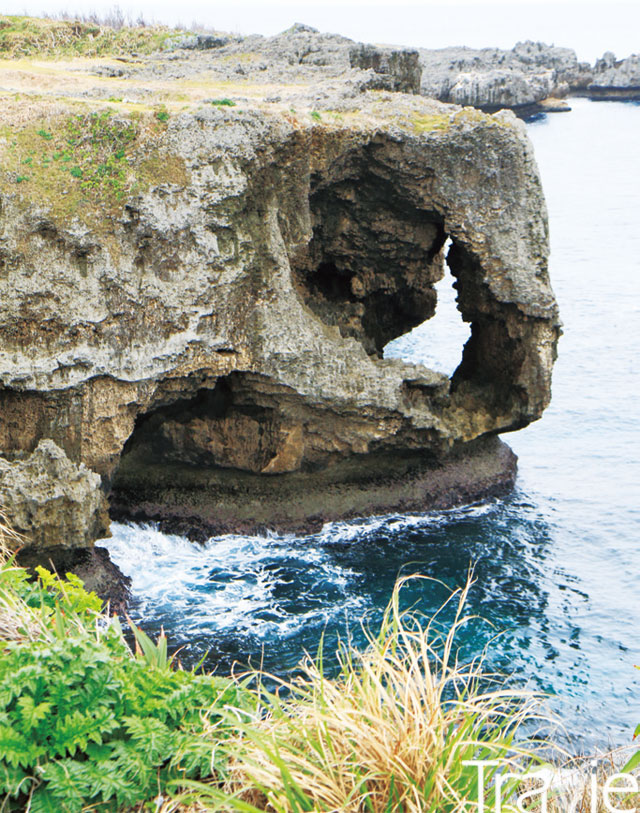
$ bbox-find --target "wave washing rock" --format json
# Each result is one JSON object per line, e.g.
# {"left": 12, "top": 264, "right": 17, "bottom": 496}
{"left": 589, "top": 52, "right": 640, "bottom": 100}
{"left": 0, "top": 29, "right": 560, "bottom": 544}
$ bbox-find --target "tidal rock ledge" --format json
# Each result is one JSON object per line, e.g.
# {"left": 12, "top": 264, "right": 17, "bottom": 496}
{"left": 0, "top": 78, "right": 559, "bottom": 546}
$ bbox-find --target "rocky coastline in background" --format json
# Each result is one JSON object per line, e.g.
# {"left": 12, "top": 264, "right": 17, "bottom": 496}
{"left": 163, "top": 24, "right": 640, "bottom": 115}
{"left": 416, "top": 41, "right": 640, "bottom": 114}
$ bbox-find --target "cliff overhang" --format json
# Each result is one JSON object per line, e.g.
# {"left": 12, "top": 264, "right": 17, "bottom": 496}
{"left": 0, "top": 79, "right": 559, "bottom": 547}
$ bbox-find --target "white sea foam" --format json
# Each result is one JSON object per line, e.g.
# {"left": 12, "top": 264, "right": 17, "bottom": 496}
{"left": 103, "top": 521, "right": 371, "bottom": 640}
{"left": 102, "top": 500, "right": 498, "bottom": 644}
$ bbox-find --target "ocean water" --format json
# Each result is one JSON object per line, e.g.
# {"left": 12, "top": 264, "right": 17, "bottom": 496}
{"left": 104, "top": 97, "right": 640, "bottom": 752}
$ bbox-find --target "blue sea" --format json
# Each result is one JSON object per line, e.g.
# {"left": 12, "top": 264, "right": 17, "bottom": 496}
{"left": 104, "top": 97, "right": 640, "bottom": 753}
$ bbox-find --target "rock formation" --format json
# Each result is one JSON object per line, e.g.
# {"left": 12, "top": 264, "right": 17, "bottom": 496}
{"left": 0, "top": 441, "right": 109, "bottom": 549}
{"left": 0, "top": 22, "right": 560, "bottom": 547}
{"left": 589, "top": 53, "right": 640, "bottom": 100}
{"left": 419, "top": 41, "right": 592, "bottom": 113}
{"left": 349, "top": 44, "right": 422, "bottom": 93}
{"left": 446, "top": 68, "right": 555, "bottom": 110}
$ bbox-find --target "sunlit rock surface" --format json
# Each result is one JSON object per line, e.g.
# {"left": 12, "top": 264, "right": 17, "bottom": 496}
{"left": 589, "top": 52, "right": 640, "bottom": 100}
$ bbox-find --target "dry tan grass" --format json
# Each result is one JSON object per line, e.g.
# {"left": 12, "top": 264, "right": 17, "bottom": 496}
{"left": 544, "top": 749, "right": 640, "bottom": 812}
{"left": 0, "top": 512, "right": 46, "bottom": 643}
{"left": 186, "top": 577, "right": 552, "bottom": 813}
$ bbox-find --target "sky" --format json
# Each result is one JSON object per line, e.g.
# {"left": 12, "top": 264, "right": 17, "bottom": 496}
{"left": 2, "top": 0, "right": 639, "bottom": 62}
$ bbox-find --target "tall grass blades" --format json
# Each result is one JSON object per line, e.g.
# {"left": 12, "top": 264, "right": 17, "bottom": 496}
{"left": 184, "top": 576, "right": 551, "bottom": 813}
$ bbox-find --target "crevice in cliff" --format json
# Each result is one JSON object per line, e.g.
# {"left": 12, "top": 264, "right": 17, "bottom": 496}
{"left": 291, "top": 145, "right": 447, "bottom": 357}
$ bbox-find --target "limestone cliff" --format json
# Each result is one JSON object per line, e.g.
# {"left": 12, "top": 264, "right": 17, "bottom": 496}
{"left": 418, "top": 41, "right": 592, "bottom": 113}
{"left": 0, "top": 25, "right": 560, "bottom": 545}
{"left": 589, "top": 52, "right": 640, "bottom": 100}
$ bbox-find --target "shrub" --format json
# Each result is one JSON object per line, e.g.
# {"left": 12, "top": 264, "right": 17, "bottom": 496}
{"left": 0, "top": 547, "right": 249, "bottom": 812}
{"left": 210, "top": 98, "right": 236, "bottom": 107}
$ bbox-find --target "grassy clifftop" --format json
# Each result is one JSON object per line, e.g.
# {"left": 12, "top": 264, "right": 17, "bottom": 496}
{"left": 0, "top": 14, "right": 182, "bottom": 58}
{"left": 0, "top": 103, "right": 188, "bottom": 233}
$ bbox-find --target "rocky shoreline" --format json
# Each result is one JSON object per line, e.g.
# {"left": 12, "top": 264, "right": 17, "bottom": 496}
{"left": 0, "top": 18, "right": 574, "bottom": 602}
{"left": 416, "top": 41, "right": 640, "bottom": 115}
{"left": 109, "top": 436, "right": 518, "bottom": 541}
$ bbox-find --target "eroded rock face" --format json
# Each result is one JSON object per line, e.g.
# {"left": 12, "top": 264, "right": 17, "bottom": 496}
{"left": 349, "top": 44, "right": 422, "bottom": 93}
{"left": 419, "top": 41, "right": 592, "bottom": 111}
{"left": 448, "top": 69, "right": 555, "bottom": 110}
{"left": 0, "top": 85, "right": 559, "bottom": 539}
{"left": 0, "top": 440, "right": 110, "bottom": 549}
{"left": 589, "top": 53, "right": 640, "bottom": 99}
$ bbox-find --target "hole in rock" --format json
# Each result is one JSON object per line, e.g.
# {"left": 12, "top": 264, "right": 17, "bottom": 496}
{"left": 292, "top": 149, "right": 449, "bottom": 357}
{"left": 384, "top": 246, "right": 471, "bottom": 378}
{"left": 309, "top": 261, "right": 356, "bottom": 303}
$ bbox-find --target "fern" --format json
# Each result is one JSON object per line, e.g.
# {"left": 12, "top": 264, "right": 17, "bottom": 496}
{"left": 0, "top": 560, "right": 248, "bottom": 811}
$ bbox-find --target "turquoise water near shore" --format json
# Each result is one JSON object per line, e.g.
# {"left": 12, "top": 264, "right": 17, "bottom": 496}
{"left": 104, "top": 98, "right": 640, "bottom": 752}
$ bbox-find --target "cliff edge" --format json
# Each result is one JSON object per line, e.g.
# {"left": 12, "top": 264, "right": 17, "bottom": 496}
{"left": 0, "top": 22, "right": 560, "bottom": 548}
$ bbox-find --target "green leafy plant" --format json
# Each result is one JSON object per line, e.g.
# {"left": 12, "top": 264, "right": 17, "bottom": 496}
{"left": 623, "top": 689, "right": 640, "bottom": 773}
{"left": 211, "top": 98, "right": 236, "bottom": 107}
{"left": 310, "top": 110, "right": 321, "bottom": 121}
{"left": 36, "top": 129, "right": 53, "bottom": 140}
{"left": 155, "top": 109, "right": 169, "bottom": 122}
{"left": 0, "top": 552, "right": 250, "bottom": 812}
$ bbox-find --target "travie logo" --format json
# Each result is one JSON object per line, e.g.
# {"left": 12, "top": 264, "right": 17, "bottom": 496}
{"left": 462, "top": 759, "right": 639, "bottom": 812}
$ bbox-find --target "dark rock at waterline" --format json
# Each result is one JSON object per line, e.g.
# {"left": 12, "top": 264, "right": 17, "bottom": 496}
{"left": 109, "top": 436, "right": 517, "bottom": 541}
{"left": 16, "top": 545, "right": 131, "bottom": 614}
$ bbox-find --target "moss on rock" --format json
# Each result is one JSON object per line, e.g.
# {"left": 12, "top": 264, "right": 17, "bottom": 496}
{"left": 0, "top": 105, "right": 188, "bottom": 232}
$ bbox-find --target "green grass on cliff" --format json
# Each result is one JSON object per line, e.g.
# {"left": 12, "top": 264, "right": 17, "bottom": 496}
{"left": 410, "top": 108, "right": 511, "bottom": 136}
{"left": 0, "top": 105, "right": 188, "bottom": 233}
{"left": 411, "top": 112, "right": 451, "bottom": 134}
{"left": 0, "top": 15, "right": 180, "bottom": 59}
